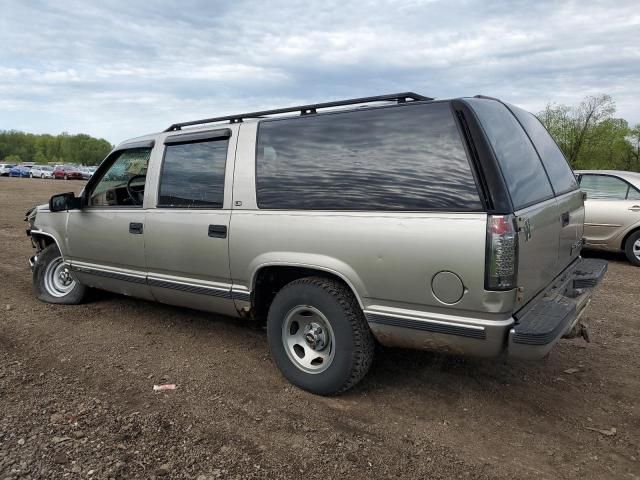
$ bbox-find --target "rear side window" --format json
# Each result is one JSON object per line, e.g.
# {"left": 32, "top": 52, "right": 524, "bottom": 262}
{"left": 508, "top": 105, "right": 578, "bottom": 196}
{"left": 579, "top": 174, "right": 636, "bottom": 200}
{"left": 158, "top": 139, "right": 228, "bottom": 208}
{"left": 256, "top": 102, "right": 482, "bottom": 211}
{"left": 466, "top": 99, "right": 554, "bottom": 210}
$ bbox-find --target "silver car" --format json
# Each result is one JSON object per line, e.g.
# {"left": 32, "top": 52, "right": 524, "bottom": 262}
{"left": 25, "top": 93, "right": 607, "bottom": 394}
{"left": 576, "top": 170, "right": 640, "bottom": 266}
{"left": 30, "top": 165, "right": 54, "bottom": 179}
{"left": 0, "top": 163, "right": 16, "bottom": 176}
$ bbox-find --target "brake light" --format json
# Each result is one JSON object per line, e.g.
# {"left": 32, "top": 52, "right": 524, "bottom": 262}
{"left": 486, "top": 214, "right": 518, "bottom": 290}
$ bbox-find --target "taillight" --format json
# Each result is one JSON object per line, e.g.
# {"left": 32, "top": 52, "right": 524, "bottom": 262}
{"left": 486, "top": 214, "right": 518, "bottom": 290}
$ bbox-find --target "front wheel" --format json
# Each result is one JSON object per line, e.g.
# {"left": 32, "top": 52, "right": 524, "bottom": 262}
{"left": 624, "top": 231, "right": 640, "bottom": 266}
{"left": 33, "top": 244, "right": 87, "bottom": 304}
{"left": 267, "top": 276, "right": 374, "bottom": 395}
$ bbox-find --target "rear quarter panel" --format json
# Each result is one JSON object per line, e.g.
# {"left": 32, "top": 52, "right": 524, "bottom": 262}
{"left": 230, "top": 122, "right": 514, "bottom": 321}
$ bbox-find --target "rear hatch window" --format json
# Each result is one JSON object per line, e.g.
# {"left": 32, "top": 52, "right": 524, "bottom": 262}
{"left": 507, "top": 105, "right": 578, "bottom": 196}
{"left": 465, "top": 98, "right": 553, "bottom": 210}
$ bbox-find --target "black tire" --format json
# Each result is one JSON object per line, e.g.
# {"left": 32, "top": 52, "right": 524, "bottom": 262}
{"left": 33, "top": 243, "right": 87, "bottom": 304}
{"left": 266, "top": 276, "right": 374, "bottom": 395}
{"left": 624, "top": 230, "right": 640, "bottom": 266}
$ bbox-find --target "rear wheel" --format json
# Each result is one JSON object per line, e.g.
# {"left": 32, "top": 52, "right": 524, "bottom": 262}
{"left": 41, "top": 174, "right": 45, "bottom": 179}
{"left": 64, "top": 174, "right": 68, "bottom": 180}
{"left": 33, "top": 244, "right": 87, "bottom": 304}
{"left": 624, "top": 231, "right": 640, "bottom": 266}
{"left": 266, "top": 276, "right": 374, "bottom": 395}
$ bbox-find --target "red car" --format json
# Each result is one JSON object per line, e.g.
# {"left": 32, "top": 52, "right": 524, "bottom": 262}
{"left": 53, "top": 165, "right": 84, "bottom": 180}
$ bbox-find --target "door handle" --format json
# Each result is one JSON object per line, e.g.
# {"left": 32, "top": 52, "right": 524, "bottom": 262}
{"left": 129, "top": 222, "right": 143, "bottom": 234}
{"left": 208, "top": 224, "right": 227, "bottom": 238}
{"left": 561, "top": 211, "right": 570, "bottom": 227}
{"left": 629, "top": 206, "right": 640, "bottom": 212}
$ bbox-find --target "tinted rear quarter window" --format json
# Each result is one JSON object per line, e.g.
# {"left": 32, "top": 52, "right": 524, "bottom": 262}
{"left": 158, "top": 139, "right": 228, "bottom": 208}
{"left": 466, "top": 98, "right": 554, "bottom": 210}
{"left": 508, "top": 105, "right": 578, "bottom": 196}
{"left": 256, "top": 102, "right": 482, "bottom": 211}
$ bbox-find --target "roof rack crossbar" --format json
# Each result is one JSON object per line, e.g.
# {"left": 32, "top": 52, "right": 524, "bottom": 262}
{"left": 164, "top": 92, "right": 432, "bottom": 132}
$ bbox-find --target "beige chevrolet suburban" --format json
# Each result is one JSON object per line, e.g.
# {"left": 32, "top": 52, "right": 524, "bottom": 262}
{"left": 26, "top": 93, "right": 607, "bottom": 395}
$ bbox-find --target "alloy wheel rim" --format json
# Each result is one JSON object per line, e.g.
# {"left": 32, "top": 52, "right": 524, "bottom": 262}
{"left": 281, "top": 305, "right": 335, "bottom": 374}
{"left": 43, "top": 256, "right": 76, "bottom": 297}
{"left": 634, "top": 239, "right": 640, "bottom": 261}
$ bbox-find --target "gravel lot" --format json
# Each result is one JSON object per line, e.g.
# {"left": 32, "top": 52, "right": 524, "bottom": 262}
{"left": 0, "top": 176, "right": 639, "bottom": 480}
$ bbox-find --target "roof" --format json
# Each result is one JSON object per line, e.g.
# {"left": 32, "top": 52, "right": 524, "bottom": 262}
{"left": 164, "top": 92, "right": 432, "bottom": 132}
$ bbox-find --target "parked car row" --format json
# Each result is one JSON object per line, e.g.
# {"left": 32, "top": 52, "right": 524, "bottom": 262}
{"left": 0, "top": 164, "right": 96, "bottom": 180}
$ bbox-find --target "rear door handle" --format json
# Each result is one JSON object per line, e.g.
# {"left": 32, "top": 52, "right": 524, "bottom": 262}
{"left": 208, "top": 224, "right": 227, "bottom": 238}
{"left": 629, "top": 206, "right": 640, "bottom": 212}
{"left": 561, "top": 211, "right": 570, "bottom": 227}
{"left": 129, "top": 222, "right": 143, "bottom": 234}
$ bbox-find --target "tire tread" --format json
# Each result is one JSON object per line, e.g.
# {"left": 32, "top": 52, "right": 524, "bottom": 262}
{"left": 273, "top": 276, "right": 375, "bottom": 394}
{"left": 624, "top": 230, "right": 640, "bottom": 266}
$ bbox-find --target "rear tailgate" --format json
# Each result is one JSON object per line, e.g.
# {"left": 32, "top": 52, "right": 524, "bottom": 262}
{"left": 514, "top": 191, "right": 582, "bottom": 308}
{"left": 466, "top": 98, "right": 583, "bottom": 308}
{"left": 556, "top": 190, "right": 584, "bottom": 266}
{"left": 514, "top": 197, "right": 562, "bottom": 307}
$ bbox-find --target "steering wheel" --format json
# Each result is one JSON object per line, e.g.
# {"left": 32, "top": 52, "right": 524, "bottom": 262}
{"left": 126, "top": 175, "right": 146, "bottom": 205}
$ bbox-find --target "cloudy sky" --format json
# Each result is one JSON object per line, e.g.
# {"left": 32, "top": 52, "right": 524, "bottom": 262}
{"left": 1, "top": 0, "right": 638, "bottom": 144}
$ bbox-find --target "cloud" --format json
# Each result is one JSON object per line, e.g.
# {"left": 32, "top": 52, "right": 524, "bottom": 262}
{"left": 0, "top": 0, "right": 638, "bottom": 143}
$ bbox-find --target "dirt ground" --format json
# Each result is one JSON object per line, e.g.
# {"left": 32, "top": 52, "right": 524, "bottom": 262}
{"left": 0, "top": 176, "right": 638, "bottom": 480}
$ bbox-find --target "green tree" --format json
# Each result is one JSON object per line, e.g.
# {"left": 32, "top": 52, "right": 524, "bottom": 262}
{"left": 539, "top": 95, "right": 637, "bottom": 172}
{"left": 628, "top": 124, "right": 640, "bottom": 172}
{"left": 0, "top": 130, "right": 113, "bottom": 165}
{"left": 3, "top": 154, "right": 22, "bottom": 164}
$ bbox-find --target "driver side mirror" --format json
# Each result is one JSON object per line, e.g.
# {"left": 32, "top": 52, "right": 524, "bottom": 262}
{"left": 49, "top": 192, "right": 81, "bottom": 212}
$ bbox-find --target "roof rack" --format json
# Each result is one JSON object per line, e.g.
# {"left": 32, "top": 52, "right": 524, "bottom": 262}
{"left": 164, "top": 92, "right": 432, "bottom": 132}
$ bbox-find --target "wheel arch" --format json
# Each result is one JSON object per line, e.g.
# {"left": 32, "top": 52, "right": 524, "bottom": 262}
{"left": 250, "top": 262, "right": 366, "bottom": 323}
{"left": 620, "top": 225, "right": 640, "bottom": 251}
{"left": 30, "top": 230, "right": 64, "bottom": 258}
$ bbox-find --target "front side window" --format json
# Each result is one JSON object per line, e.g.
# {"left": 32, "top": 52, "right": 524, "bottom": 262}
{"left": 580, "top": 174, "right": 635, "bottom": 200}
{"left": 466, "top": 98, "right": 554, "bottom": 210}
{"left": 89, "top": 148, "right": 151, "bottom": 207}
{"left": 158, "top": 139, "right": 228, "bottom": 208}
{"left": 256, "top": 102, "right": 482, "bottom": 211}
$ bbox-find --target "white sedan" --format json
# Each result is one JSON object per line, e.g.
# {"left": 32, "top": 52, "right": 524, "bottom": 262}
{"left": 30, "top": 166, "right": 54, "bottom": 179}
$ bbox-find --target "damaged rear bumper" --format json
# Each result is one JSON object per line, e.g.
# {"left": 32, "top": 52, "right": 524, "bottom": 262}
{"left": 507, "top": 258, "right": 607, "bottom": 360}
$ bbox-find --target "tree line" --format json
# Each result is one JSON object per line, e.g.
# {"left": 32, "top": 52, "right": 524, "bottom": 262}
{"left": 0, "top": 131, "right": 113, "bottom": 166}
{"left": 538, "top": 94, "right": 639, "bottom": 172}
{"left": 1, "top": 94, "right": 639, "bottom": 171}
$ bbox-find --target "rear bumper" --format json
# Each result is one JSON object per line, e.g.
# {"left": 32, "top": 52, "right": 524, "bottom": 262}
{"left": 507, "top": 257, "right": 607, "bottom": 360}
{"left": 366, "top": 257, "right": 607, "bottom": 359}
